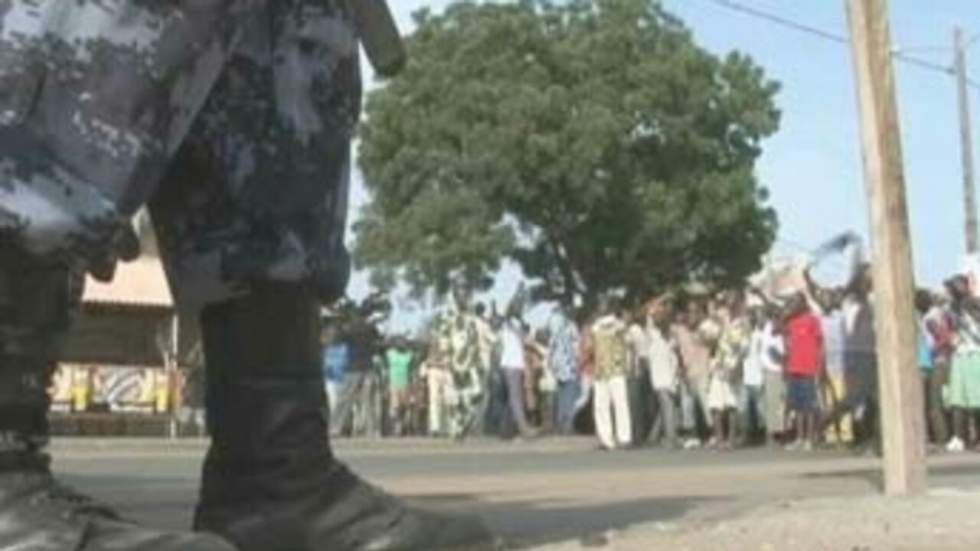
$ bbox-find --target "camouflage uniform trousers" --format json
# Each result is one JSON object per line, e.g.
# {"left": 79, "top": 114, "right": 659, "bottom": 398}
{"left": 0, "top": 0, "right": 360, "bottom": 447}
{"left": 0, "top": 0, "right": 360, "bottom": 311}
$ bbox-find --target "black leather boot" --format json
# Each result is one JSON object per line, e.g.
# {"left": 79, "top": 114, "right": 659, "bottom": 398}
{"left": 0, "top": 455, "right": 237, "bottom": 551}
{"left": 0, "top": 250, "right": 236, "bottom": 551}
{"left": 195, "top": 282, "right": 499, "bottom": 551}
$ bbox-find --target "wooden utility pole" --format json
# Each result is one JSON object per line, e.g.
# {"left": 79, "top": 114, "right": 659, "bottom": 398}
{"left": 955, "top": 27, "right": 978, "bottom": 253}
{"left": 845, "top": 0, "right": 927, "bottom": 496}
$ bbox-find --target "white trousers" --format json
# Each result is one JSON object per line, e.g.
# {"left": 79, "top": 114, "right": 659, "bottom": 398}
{"left": 427, "top": 369, "right": 452, "bottom": 435}
{"left": 593, "top": 375, "right": 632, "bottom": 449}
{"left": 325, "top": 382, "right": 341, "bottom": 417}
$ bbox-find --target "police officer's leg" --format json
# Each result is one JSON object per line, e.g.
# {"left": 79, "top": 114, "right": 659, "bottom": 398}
{"left": 189, "top": 282, "right": 495, "bottom": 550}
{"left": 0, "top": 247, "right": 235, "bottom": 550}
{"left": 146, "top": 1, "right": 494, "bottom": 547}
{"left": 0, "top": 0, "right": 259, "bottom": 543}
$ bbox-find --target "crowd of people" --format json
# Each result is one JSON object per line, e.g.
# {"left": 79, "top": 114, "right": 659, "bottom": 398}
{"left": 318, "top": 263, "right": 980, "bottom": 455}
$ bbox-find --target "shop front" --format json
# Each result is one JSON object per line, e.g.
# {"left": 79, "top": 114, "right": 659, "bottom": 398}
{"left": 52, "top": 257, "right": 198, "bottom": 437}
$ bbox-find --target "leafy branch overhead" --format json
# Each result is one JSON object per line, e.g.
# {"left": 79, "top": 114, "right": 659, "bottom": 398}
{"left": 356, "top": 0, "right": 781, "bottom": 305}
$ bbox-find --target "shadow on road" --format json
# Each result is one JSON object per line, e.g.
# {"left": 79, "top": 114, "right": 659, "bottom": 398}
{"left": 406, "top": 493, "right": 729, "bottom": 548}
{"left": 62, "top": 472, "right": 728, "bottom": 548}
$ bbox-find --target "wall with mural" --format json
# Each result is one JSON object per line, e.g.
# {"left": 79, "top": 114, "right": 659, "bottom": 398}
{"left": 50, "top": 364, "right": 176, "bottom": 415}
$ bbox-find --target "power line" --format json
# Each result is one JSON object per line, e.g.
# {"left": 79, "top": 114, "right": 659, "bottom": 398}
{"left": 703, "top": 0, "right": 847, "bottom": 44}
{"left": 701, "top": 0, "right": 974, "bottom": 88}
{"left": 893, "top": 51, "right": 953, "bottom": 76}
{"left": 893, "top": 45, "right": 952, "bottom": 55}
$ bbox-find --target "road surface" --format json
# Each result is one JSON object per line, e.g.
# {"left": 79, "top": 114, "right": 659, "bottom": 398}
{"left": 51, "top": 437, "right": 980, "bottom": 549}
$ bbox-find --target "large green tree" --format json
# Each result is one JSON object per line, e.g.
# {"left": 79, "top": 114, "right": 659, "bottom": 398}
{"left": 356, "top": 0, "right": 781, "bottom": 305}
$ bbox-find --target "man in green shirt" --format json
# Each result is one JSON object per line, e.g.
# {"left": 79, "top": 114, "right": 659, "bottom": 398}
{"left": 386, "top": 338, "right": 415, "bottom": 436}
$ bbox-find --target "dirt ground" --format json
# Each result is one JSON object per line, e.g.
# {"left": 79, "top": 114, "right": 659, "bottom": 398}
{"left": 535, "top": 489, "right": 980, "bottom": 550}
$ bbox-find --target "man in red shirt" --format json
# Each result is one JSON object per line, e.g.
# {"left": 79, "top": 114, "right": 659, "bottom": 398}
{"left": 783, "top": 293, "right": 825, "bottom": 451}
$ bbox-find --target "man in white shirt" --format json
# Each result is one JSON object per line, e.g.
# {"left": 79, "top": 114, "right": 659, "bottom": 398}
{"left": 474, "top": 304, "right": 500, "bottom": 373}
{"left": 422, "top": 329, "right": 452, "bottom": 437}
{"left": 741, "top": 309, "right": 767, "bottom": 444}
{"left": 471, "top": 303, "right": 501, "bottom": 435}
{"left": 819, "top": 296, "right": 850, "bottom": 444}
{"left": 647, "top": 311, "right": 681, "bottom": 447}
{"left": 499, "top": 316, "right": 537, "bottom": 438}
{"left": 759, "top": 310, "right": 787, "bottom": 445}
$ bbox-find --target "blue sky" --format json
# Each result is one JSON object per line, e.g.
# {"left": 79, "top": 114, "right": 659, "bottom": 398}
{"left": 348, "top": 0, "right": 980, "bottom": 330}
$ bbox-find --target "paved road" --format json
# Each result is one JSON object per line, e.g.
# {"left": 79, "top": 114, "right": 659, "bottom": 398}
{"left": 51, "top": 437, "right": 980, "bottom": 549}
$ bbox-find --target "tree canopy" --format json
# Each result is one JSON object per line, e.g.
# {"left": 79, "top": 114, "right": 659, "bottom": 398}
{"left": 355, "top": 0, "right": 781, "bottom": 306}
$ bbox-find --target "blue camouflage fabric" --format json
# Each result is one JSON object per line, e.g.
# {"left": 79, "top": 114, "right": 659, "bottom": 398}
{"left": 0, "top": 0, "right": 360, "bottom": 310}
